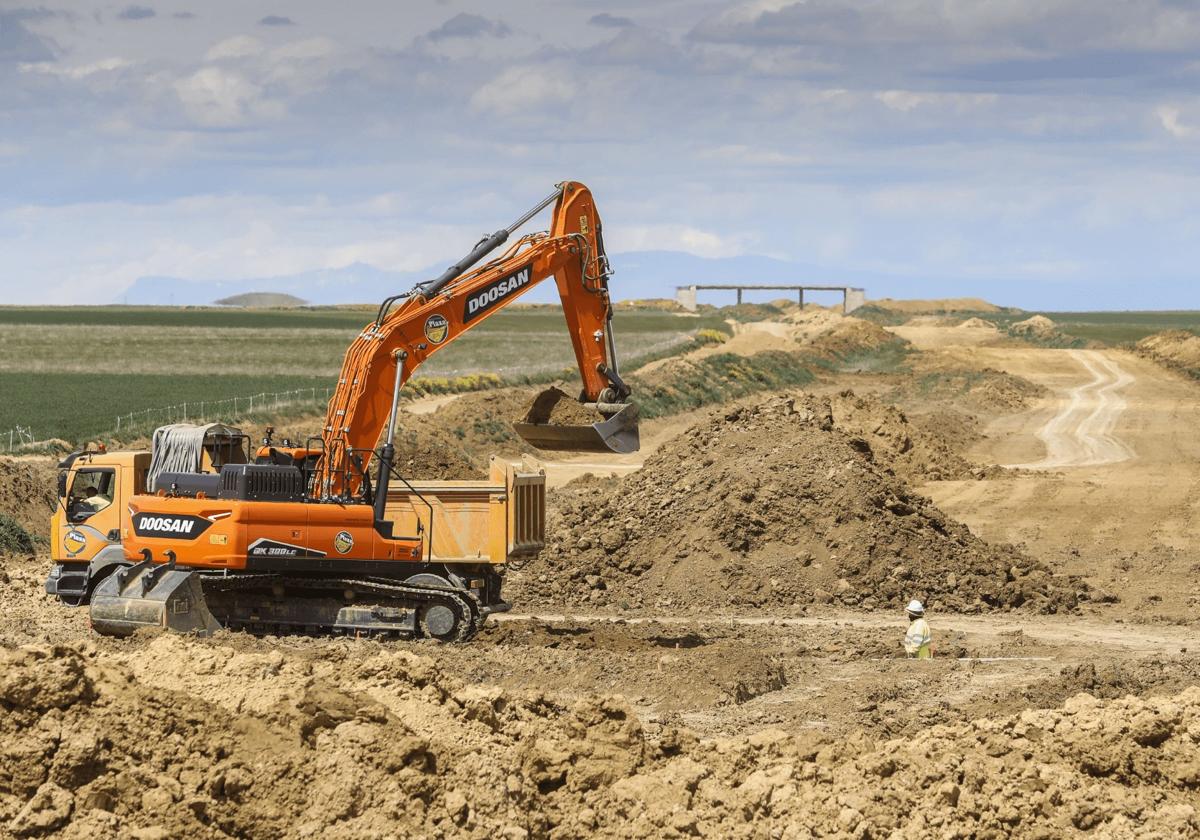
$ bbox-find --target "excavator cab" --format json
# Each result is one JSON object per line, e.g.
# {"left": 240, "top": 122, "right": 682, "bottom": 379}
{"left": 513, "top": 386, "right": 640, "bottom": 454}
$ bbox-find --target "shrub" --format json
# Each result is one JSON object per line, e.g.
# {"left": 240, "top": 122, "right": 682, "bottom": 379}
{"left": 0, "top": 512, "right": 36, "bottom": 555}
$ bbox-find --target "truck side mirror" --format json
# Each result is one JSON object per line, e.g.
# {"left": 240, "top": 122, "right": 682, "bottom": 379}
{"left": 57, "top": 471, "right": 68, "bottom": 499}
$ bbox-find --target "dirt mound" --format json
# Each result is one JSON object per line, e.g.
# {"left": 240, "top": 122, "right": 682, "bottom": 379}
{"left": 0, "top": 638, "right": 651, "bottom": 839}
{"left": 892, "top": 366, "right": 1048, "bottom": 413}
{"left": 385, "top": 388, "right": 551, "bottom": 478}
{"left": 781, "top": 309, "right": 907, "bottom": 360}
{"left": 1137, "top": 330, "right": 1200, "bottom": 378}
{"left": 1020, "top": 656, "right": 1200, "bottom": 710}
{"left": 808, "top": 319, "right": 909, "bottom": 362}
{"left": 1010, "top": 315, "right": 1059, "bottom": 338}
{"left": 0, "top": 458, "right": 57, "bottom": 540}
{"left": 515, "top": 394, "right": 1082, "bottom": 613}
{"left": 903, "top": 314, "right": 959, "bottom": 327}
{"left": 4, "top": 641, "right": 1198, "bottom": 839}
{"left": 829, "top": 391, "right": 979, "bottom": 481}
{"left": 871, "top": 297, "right": 1002, "bottom": 314}
{"left": 958, "top": 317, "right": 997, "bottom": 329}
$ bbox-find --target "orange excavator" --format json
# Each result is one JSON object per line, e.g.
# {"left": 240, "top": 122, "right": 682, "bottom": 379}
{"left": 74, "top": 181, "right": 637, "bottom": 641}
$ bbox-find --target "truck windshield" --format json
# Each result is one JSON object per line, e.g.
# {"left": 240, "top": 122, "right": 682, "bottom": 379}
{"left": 67, "top": 468, "right": 115, "bottom": 522}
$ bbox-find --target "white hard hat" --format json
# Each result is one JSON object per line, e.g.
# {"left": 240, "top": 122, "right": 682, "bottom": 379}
{"left": 906, "top": 599, "right": 924, "bottom": 615}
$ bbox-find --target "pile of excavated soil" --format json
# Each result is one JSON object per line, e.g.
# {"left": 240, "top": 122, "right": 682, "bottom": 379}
{"left": 870, "top": 297, "right": 1003, "bottom": 314}
{"left": 0, "top": 458, "right": 57, "bottom": 539}
{"left": 958, "top": 317, "right": 998, "bottom": 330}
{"left": 514, "top": 394, "right": 1083, "bottom": 613}
{"left": 780, "top": 310, "right": 908, "bottom": 361}
{"left": 828, "top": 391, "right": 978, "bottom": 482}
{"left": 1010, "top": 315, "right": 1060, "bottom": 340}
{"left": 1137, "top": 330, "right": 1200, "bottom": 378}
{"left": 888, "top": 366, "right": 1048, "bottom": 413}
{"left": 3, "top": 640, "right": 1198, "bottom": 839}
{"left": 808, "top": 318, "right": 908, "bottom": 361}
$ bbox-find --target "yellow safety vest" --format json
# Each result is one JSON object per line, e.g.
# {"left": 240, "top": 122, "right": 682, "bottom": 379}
{"left": 905, "top": 618, "right": 932, "bottom": 659}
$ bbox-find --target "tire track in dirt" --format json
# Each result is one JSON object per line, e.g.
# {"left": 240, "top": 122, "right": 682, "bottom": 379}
{"left": 1006, "top": 349, "right": 1135, "bottom": 469}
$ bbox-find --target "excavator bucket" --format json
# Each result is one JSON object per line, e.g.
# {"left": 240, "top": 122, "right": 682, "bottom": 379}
{"left": 513, "top": 387, "right": 640, "bottom": 454}
{"left": 89, "top": 560, "right": 221, "bottom": 637}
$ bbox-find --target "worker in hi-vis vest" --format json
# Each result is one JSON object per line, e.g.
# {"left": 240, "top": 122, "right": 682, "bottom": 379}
{"left": 903, "top": 599, "right": 932, "bottom": 659}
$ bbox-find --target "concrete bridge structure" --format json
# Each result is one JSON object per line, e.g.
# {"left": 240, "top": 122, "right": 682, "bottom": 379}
{"left": 675, "top": 284, "right": 867, "bottom": 314}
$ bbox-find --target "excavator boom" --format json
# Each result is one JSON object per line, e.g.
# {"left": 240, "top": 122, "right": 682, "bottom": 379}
{"left": 315, "top": 181, "right": 637, "bottom": 498}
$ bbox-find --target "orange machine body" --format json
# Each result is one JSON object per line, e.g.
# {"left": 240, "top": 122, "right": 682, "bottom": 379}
{"left": 124, "top": 496, "right": 423, "bottom": 571}
{"left": 315, "top": 180, "right": 617, "bottom": 497}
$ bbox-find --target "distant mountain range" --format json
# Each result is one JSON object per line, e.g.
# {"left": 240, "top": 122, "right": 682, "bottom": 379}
{"left": 118, "top": 251, "right": 972, "bottom": 307}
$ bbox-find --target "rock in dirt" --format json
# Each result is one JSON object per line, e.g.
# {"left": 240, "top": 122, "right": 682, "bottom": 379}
{"left": 514, "top": 393, "right": 1082, "bottom": 613}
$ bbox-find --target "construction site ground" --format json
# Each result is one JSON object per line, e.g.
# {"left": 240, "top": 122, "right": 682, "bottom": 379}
{"left": 2, "top": 308, "right": 1199, "bottom": 838}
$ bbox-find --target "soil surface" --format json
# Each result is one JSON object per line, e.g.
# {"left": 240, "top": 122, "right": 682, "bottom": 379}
{"left": 3, "top": 318, "right": 1200, "bottom": 838}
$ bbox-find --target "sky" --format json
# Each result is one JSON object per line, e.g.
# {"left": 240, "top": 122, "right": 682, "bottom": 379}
{"left": 1, "top": 0, "right": 1198, "bottom": 309}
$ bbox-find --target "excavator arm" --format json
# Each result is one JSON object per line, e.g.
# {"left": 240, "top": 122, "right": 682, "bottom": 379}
{"left": 312, "top": 181, "right": 637, "bottom": 501}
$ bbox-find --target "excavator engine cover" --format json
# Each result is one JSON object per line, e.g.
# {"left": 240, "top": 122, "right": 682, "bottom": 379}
{"left": 513, "top": 387, "right": 640, "bottom": 454}
{"left": 89, "top": 561, "right": 220, "bottom": 637}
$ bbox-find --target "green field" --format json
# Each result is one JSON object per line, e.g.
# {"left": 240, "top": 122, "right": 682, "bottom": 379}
{"left": 857, "top": 305, "right": 1200, "bottom": 345}
{"left": 1020, "top": 311, "right": 1200, "bottom": 344}
{"left": 0, "top": 306, "right": 725, "bottom": 445}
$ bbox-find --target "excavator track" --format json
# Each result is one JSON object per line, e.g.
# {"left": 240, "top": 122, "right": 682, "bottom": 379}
{"left": 88, "top": 562, "right": 491, "bottom": 642}
{"left": 200, "top": 574, "right": 485, "bottom": 642}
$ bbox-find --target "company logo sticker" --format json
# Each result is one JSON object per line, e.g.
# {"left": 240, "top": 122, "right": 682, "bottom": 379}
{"left": 463, "top": 263, "right": 533, "bottom": 324}
{"left": 423, "top": 314, "right": 449, "bottom": 345}
{"left": 333, "top": 530, "right": 355, "bottom": 554}
{"left": 64, "top": 529, "right": 87, "bottom": 556}
{"left": 131, "top": 513, "right": 213, "bottom": 540}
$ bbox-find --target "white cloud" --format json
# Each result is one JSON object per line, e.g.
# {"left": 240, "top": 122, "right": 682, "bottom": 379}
{"left": 875, "top": 90, "right": 998, "bottom": 113}
{"left": 1157, "top": 105, "right": 1197, "bottom": 139}
{"left": 173, "top": 67, "right": 283, "bottom": 126}
{"left": 470, "top": 65, "right": 575, "bottom": 116}
{"left": 699, "top": 144, "right": 811, "bottom": 166}
{"left": 606, "top": 223, "right": 748, "bottom": 259}
{"left": 205, "top": 36, "right": 263, "bottom": 61}
{"left": 19, "top": 57, "right": 133, "bottom": 79}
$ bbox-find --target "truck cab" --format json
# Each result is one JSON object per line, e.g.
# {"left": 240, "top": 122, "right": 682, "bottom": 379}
{"left": 46, "top": 424, "right": 249, "bottom": 606}
{"left": 47, "top": 449, "right": 149, "bottom": 606}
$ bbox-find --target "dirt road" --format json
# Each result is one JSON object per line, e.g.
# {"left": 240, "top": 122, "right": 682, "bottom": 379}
{"left": 1005, "top": 349, "right": 1135, "bottom": 469}
{"left": 924, "top": 345, "right": 1200, "bottom": 618}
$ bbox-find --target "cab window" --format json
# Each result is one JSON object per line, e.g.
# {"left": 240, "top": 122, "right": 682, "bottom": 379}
{"left": 67, "top": 468, "right": 116, "bottom": 522}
